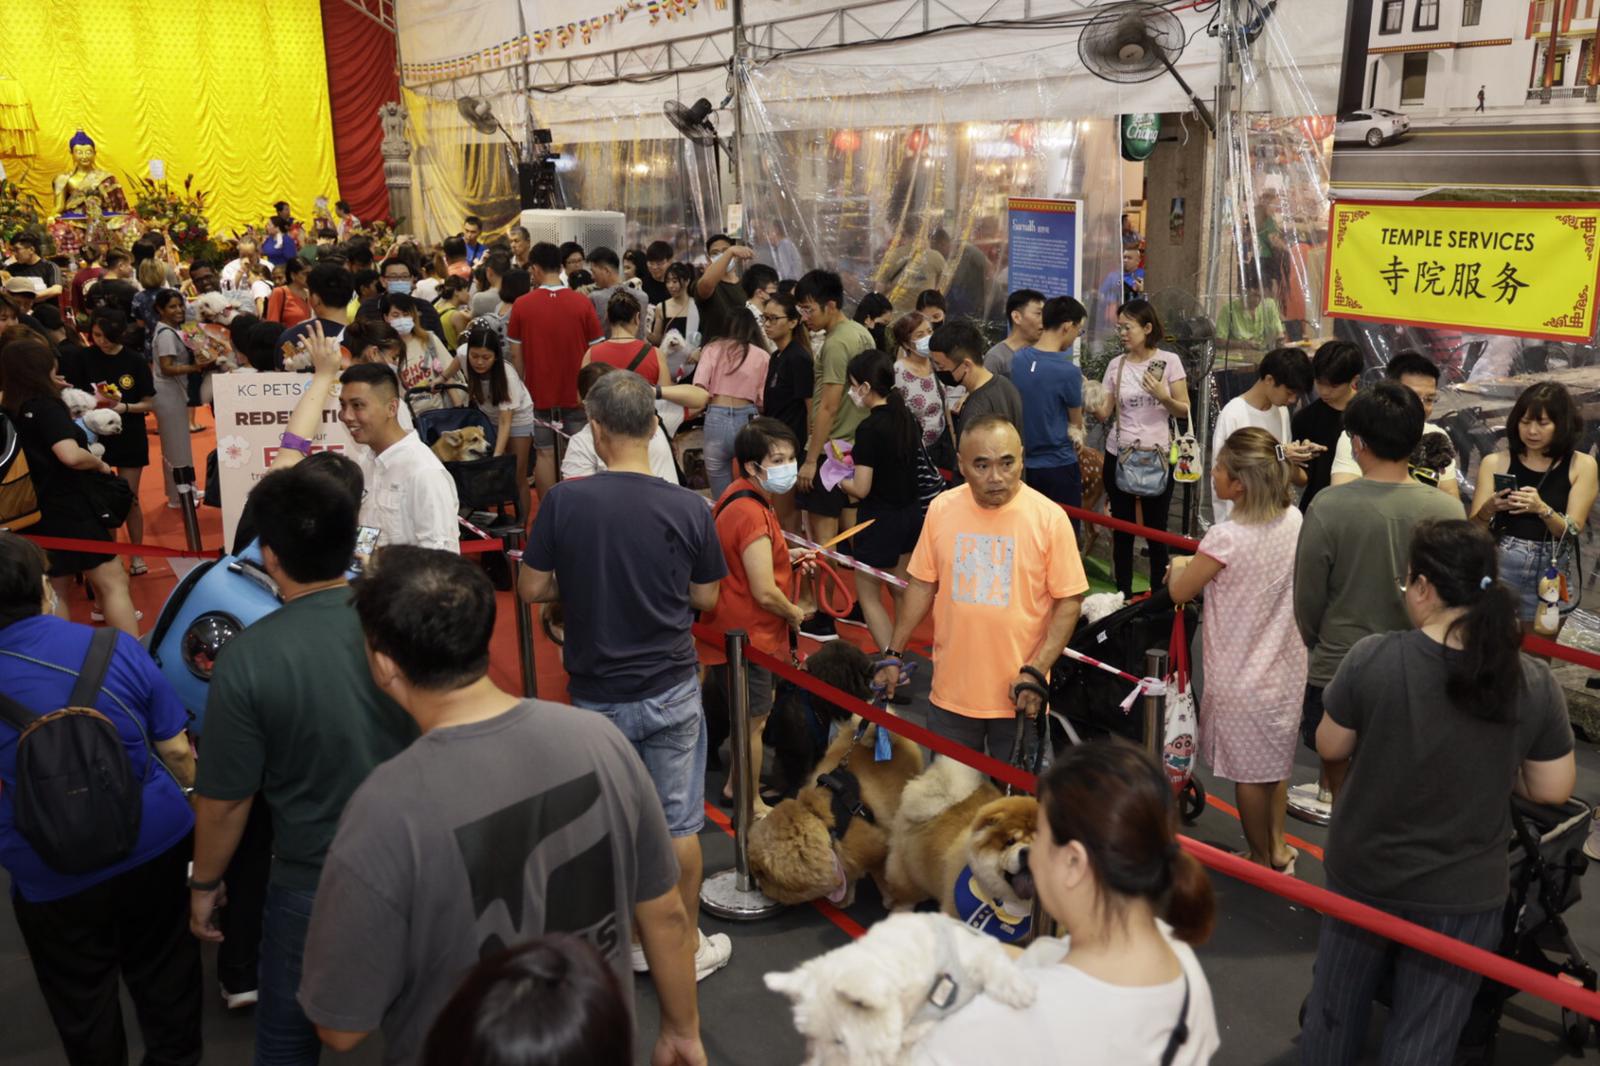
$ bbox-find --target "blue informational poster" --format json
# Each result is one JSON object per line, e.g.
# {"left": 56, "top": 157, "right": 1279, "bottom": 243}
{"left": 1006, "top": 197, "right": 1083, "bottom": 300}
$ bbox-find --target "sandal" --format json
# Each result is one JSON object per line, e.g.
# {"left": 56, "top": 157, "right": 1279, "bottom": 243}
{"left": 1272, "top": 846, "right": 1300, "bottom": 877}
{"left": 129, "top": 561, "right": 148, "bottom": 577}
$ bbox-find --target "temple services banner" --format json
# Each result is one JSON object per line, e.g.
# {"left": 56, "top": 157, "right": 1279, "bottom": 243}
{"left": 1324, "top": 200, "right": 1600, "bottom": 342}
{"left": 212, "top": 373, "right": 356, "bottom": 550}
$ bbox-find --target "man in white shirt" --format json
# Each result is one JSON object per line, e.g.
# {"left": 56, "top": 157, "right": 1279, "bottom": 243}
{"left": 269, "top": 325, "right": 460, "bottom": 552}
{"left": 337, "top": 363, "right": 461, "bottom": 552}
{"left": 1210, "top": 346, "right": 1315, "bottom": 522}
{"left": 1327, "top": 350, "right": 1461, "bottom": 502}
{"left": 560, "top": 364, "right": 707, "bottom": 484}
{"left": 220, "top": 240, "right": 262, "bottom": 292}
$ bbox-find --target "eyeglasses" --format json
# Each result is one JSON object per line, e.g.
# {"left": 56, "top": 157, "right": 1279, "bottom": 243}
{"left": 760, "top": 314, "right": 790, "bottom": 324}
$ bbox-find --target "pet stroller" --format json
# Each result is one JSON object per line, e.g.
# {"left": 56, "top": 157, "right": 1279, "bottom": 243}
{"left": 406, "top": 384, "right": 523, "bottom": 587}
{"left": 1046, "top": 587, "right": 1207, "bottom": 823}
{"left": 1297, "top": 796, "right": 1596, "bottom": 1063}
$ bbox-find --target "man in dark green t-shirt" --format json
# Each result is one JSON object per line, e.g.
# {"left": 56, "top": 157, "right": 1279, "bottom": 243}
{"left": 189, "top": 460, "right": 417, "bottom": 1063}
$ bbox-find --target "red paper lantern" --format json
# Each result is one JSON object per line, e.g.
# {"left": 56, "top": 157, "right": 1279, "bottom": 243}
{"left": 1009, "top": 122, "right": 1037, "bottom": 151}
{"left": 905, "top": 128, "right": 929, "bottom": 154}
{"left": 832, "top": 129, "right": 861, "bottom": 153}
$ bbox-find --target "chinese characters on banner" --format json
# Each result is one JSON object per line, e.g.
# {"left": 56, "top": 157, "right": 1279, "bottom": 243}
{"left": 1007, "top": 197, "right": 1083, "bottom": 302}
{"left": 1324, "top": 200, "right": 1600, "bottom": 342}
{"left": 212, "top": 373, "right": 357, "bottom": 549}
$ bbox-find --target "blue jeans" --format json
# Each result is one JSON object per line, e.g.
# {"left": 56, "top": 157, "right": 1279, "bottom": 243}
{"left": 703, "top": 403, "right": 758, "bottom": 499}
{"left": 574, "top": 674, "right": 707, "bottom": 836}
{"left": 256, "top": 884, "right": 320, "bottom": 1066}
{"left": 1498, "top": 535, "right": 1548, "bottom": 623}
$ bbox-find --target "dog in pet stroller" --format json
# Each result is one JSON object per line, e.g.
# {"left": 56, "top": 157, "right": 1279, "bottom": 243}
{"left": 1046, "top": 586, "right": 1207, "bottom": 823}
{"left": 405, "top": 384, "right": 523, "bottom": 581}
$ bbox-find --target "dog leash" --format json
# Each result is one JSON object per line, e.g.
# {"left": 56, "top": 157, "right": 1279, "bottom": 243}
{"left": 783, "top": 530, "right": 909, "bottom": 590}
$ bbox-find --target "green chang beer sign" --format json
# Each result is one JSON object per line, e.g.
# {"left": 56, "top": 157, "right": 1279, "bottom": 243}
{"left": 1122, "top": 113, "right": 1160, "bottom": 162}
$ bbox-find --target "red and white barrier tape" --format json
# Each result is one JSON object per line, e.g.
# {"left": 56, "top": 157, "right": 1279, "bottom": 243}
{"left": 697, "top": 630, "right": 1600, "bottom": 1022}
{"left": 782, "top": 531, "right": 909, "bottom": 589}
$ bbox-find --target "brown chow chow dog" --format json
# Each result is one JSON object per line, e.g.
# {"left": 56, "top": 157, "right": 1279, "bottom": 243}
{"left": 882, "top": 760, "right": 1040, "bottom": 943}
{"left": 748, "top": 720, "right": 923, "bottom": 907}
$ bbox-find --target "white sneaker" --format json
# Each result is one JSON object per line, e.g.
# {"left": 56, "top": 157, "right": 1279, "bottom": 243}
{"left": 221, "top": 983, "right": 258, "bottom": 1009}
{"left": 631, "top": 929, "right": 733, "bottom": 981}
{"left": 694, "top": 929, "right": 732, "bottom": 981}
{"left": 89, "top": 608, "right": 143, "bottom": 623}
{"left": 1286, "top": 782, "right": 1332, "bottom": 826}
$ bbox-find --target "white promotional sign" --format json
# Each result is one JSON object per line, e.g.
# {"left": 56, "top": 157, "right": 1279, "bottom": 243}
{"left": 212, "top": 373, "right": 356, "bottom": 550}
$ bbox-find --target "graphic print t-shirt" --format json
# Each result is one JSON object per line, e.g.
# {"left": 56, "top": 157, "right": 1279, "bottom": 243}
{"left": 908, "top": 484, "right": 1089, "bottom": 718}
{"left": 297, "top": 700, "right": 677, "bottom": 1066}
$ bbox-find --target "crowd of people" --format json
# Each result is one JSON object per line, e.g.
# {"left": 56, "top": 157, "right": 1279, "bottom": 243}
{"left": 0, "top": 212, "right": 1594, "bottom": 1066}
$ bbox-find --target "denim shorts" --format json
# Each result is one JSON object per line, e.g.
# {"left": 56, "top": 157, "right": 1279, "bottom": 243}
{"left": 534, "top": 406, "right": 588, "bottom": 450}
{"left": 1498, "top": 535, "right": 1549, "bottom": 623}
{"left": 574, "top": 674, "right": 707, "bottom": 836}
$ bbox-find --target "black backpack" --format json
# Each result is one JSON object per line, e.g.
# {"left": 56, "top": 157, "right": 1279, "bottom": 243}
{"left": 0, "top": 629, "right": 145, "bottom": 874}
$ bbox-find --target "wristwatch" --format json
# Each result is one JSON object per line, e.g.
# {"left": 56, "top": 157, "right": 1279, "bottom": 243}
{"left": 188, "top": 874, "right": 222, "bottom": 892}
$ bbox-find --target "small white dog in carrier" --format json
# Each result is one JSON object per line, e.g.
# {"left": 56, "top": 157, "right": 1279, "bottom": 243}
{"left": 765, "top": 912, "right": 1036, "bottom": 1066}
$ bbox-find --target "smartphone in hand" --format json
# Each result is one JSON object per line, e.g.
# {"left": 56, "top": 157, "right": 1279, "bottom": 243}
{"left": 1493, "top": 473, "right": 1518, "bottom": 495}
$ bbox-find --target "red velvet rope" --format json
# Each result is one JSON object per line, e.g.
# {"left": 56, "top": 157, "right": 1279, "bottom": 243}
{"left": 22, "top": 535, "right": 220, "bottom": 560}
{"left": 704, "top": 631, "right": 1600, "bottom": 1021}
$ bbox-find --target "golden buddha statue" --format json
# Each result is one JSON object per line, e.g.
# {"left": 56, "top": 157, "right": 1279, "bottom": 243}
{"left": 49, "top": 130, "right": 130, "bottom": 254}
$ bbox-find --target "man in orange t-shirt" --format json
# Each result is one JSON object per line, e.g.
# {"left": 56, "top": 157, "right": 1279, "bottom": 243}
{"left": 877, "top": 415, "right": 1088, "bottom": 759}
{"left": 697, "top": 417, "right": 807, "bottom": 813}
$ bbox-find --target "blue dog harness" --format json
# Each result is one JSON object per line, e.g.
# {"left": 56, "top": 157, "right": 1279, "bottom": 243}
{"left": 951, "top": 865, "right": 1032, "bottom": 943}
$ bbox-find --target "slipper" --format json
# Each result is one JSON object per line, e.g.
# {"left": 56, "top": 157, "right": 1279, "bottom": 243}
{"left": 129, "top": 561, "right": 148, "bottom": 576}
{"left": 1272, "top": 846, "right": 1300, "bottom": 877}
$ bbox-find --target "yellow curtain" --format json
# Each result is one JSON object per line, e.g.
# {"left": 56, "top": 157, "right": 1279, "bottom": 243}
{"left": 0, "top": 0, "right": 340, "bottom": 235}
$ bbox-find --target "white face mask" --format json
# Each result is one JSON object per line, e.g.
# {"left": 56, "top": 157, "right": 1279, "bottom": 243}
{"left": 913, "top": 335, "right": 931, "bottom": 354}
{"left": 391, "top": 317, "right": 415, "bottom": 336}
{"left": 848, "top": 385, "right": 868, "bottom": 409}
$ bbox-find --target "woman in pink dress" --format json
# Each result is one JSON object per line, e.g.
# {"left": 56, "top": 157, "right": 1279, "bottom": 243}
{"left": 1167, "top": 426, "right": 1308, "bottom": 873}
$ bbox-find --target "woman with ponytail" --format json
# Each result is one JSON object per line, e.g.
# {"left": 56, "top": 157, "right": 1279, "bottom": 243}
{"left": 840, "top": 349, "right": 924, "bottom": 651}
{"left": 1303, "top": 519, "right": 1575, "bottom": 1065}
{"left": 918, "top": 740, "right": 1220, "bottom": 1064}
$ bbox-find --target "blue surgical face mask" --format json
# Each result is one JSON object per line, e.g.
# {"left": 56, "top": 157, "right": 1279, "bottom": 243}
{"left": 386, "top": 279, "right": 413, "bottom": 295}
{"left": 759, "top": 460, "right": 798, "bottom": 495}
{"left": 914, "top": 335, "right": 931, "bottom": 354}
{"left": 392, "top": 316, "right": 415, "bottom": 336}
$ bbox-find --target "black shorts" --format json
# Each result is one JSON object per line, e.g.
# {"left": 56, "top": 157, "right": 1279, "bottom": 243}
{"left": 799, "top": 480, "right": 850, "bottom": 519}
{"left": 852, "top": 504, "right": 923, "bottom": 569}
{"left": 1300, "top": 684, "right": 1325, "bottom": 752}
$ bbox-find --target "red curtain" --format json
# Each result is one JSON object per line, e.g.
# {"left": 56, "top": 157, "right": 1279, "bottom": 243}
{"left": 320, "top": 0, "right": 397, "bottom": 223}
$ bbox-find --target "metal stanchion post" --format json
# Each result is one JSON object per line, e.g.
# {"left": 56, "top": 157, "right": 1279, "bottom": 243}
{"left": 172, "top": 466, "right": 203, "bottom": 553}
{"left": 700, "top": 629, "right": 782, "bottom": 921}
{"left": 501, "top": 526, "right": 538, "bottom": 699}
{"left": 1142, "top": 648, "right": 1169, "bottom": 762}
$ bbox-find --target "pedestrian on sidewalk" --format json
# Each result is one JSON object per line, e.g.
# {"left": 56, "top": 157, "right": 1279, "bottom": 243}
{"left": 1476, "top": 85, "right": 1485, "bottom": 112}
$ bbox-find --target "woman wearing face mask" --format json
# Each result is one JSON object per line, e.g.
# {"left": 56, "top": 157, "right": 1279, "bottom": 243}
{"left": 697, "top": 416, "right": 809, "bottom": 815}
{"left": 379, "top": 291, "right": 458, "bottom": 411}
{"left": 891, "top": 311, "right": 954, "bottom": 472}
{"left": 854, "top": 291, "right": 894, "bottom": 352}
{"left": 838, "top": 350, "right": 924, "bottom": 653}
{"left": 761, "top": 292, "right": 813, "bottom": 533}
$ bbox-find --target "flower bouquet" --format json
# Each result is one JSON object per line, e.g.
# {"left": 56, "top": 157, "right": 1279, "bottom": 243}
{"left": 0, "top": 179, "right": 48, "bottom": 248}
{"left": 131, "top": 174, "right": 215, "bottom": 260}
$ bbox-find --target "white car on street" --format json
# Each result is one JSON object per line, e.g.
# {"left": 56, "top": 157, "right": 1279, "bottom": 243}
{"left": 1334, "top": 108, "right": 1410, "bottom": 148}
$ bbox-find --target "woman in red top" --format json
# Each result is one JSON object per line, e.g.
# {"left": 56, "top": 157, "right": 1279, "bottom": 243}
{"left": 698, "top": 417, "right": 809, "bottom": 815}
{"left": 582, "top": 291, "right": 665, "bottom": 386}
{"left": 263, "top": 258, "right": 311, "bottom": 328}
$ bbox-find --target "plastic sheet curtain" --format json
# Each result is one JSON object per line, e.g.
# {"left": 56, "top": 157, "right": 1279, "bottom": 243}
{"left": 740, "top": 57, "right": 1125, "bottom": 346}
{"left": 0, "top": 0, "right": 340, "bottom": 234}
{"left": 403, "top": 87, "right": 525, "bottom": 238}
{"left": 321, "top": 0, "right": 398, "bottom": 224}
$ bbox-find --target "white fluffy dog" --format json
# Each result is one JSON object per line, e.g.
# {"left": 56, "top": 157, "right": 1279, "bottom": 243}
{"left": 1079, "top": 590, "right": 1126, "bottom": 626}
{"left": 765, "top": 913, "right": 1036, "bottom": 1066}
{"left": 60, "top": 388, "right": 124, "bottom": 458}
{"left": 1070, "top": 380, "right": 1108, "bottom": 449}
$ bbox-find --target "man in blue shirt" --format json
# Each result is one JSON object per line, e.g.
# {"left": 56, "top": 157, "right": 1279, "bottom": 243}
{"left": 0, "top": 533, "right": 201, "bottom": 1065}
{"left": 1014, "top": 295, "right": 1089, "bottom": 507}
{"left": 462, "top": 214, "right": 487, "bottom": 266}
